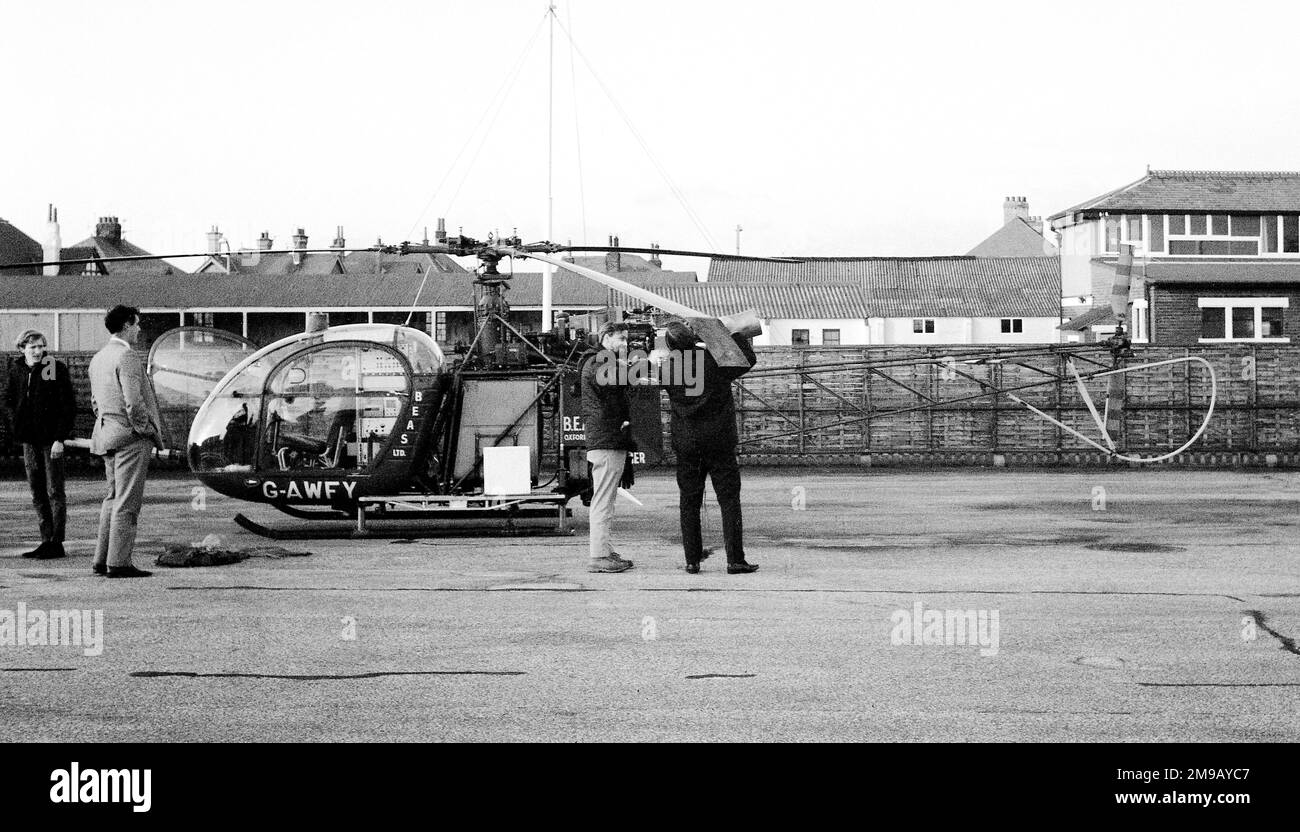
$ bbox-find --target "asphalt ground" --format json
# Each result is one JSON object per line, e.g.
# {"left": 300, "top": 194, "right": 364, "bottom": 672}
{"left": 1, "top": 467, "right": 1297, "bottom": 742}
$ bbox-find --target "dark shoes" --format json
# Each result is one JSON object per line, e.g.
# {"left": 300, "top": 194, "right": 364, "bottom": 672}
{"left": 727, "top": 561, "right": 759, "bottom": 574}
{"left": 22, "top": 541, "right": 65, "bottom": 559}
{"left": 92, "top": 563, "right": 107, "bottom": 576}
{"left": 106, "top": 565, "right": 152, "bottom": 579}
{"left": 609, "top": 552, "right": 634, "bottom": 568}
{"left": 685, "top": 562, "right": 701, "bottom": 574}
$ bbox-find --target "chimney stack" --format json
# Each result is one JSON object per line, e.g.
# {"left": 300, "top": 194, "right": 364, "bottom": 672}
{"left": 1028, "top": 215, "right": 1044, "bottom": 235}
{"left": 605, "top": 234, "right": 621, "bottom": 273}
{"left": 291, "top": 227, "right": 307, "bottom": 266}
{"left": 257, "top": 231, "right": 274, "bottom": 251}
{"left": 206, "top": 225, "right": 223, "bottom": 255}
{"left": 96, "top": 216, "right": 122, "bottom": 242}
{"left": 43, "top": 203, "right": 61, "bottom": 277}
{"left": 435, "top": 217, "right": 447, "bottom": 244}
{"left": 649, "top": 242, "right": 662, "bottom": 268}
{"left": 331, "top": 226, "right": 346, "bottom": 252}
{"left": 1004, "top": 196, "right": 1030, "bottom": 226}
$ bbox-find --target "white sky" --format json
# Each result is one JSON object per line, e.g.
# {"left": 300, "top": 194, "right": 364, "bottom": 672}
{"left": 4, "top": 0, "right": 1300, "bottom": 275}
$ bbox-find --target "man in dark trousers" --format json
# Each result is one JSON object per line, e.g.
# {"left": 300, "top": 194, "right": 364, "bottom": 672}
{"left": 3, "top": 329, "right": 77, "bottom": 559}
{"left": 663, "top": 321, "right": 758, "bottom": 574}
{"left": 579, "top": 322, "right": 634, "bottom": 574}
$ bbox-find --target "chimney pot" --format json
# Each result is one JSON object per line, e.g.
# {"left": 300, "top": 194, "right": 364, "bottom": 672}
{"left": 1003, "top": 196, "right": 1030, "bottom": 226}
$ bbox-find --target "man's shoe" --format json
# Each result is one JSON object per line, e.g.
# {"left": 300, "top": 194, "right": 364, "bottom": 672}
{"left": 92, "top": 563, "right": 108, "bottom": 576}
{"left": 106, "top": 565, "right": 152, "bottom": 579}
{"left": 20, "top": 542, "right": 49, "bottom": 559}
{"left": 685, "top": 562, "right": 700, "bottom": 574}
{"left": 727, "top": 561, "right": 759, "bottom": 574}
{"left": 588, "top": 556, "right": 632, "bottom": 573}
{"left": 34, "top": 542, "right": 66, "bottom": 559}
{"left": 609, "top": 551, "right": 634, "bottom": 568}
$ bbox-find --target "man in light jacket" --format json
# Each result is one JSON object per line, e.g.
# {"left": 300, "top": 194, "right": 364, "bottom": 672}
{"left": 89, "top": 306, "right": 166, "bottom": 578}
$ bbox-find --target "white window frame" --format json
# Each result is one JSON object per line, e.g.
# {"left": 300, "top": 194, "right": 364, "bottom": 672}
{"left": 912, "top": 319, "right": 935, "bottom": 334}
{"left": 1100, "top": 213, "right": 1147, "bottom": 255}
{"left": 1000, "top": 318, "right": 1023, "bottom": 334}
{"left": 1197, "top": 297, "right": 1290, "bottom": 343}
{"left": 1130, "top": 299, "right": 1149, "bottom": 343}
{"left": 1158, "top": 213, "right": 1292, "bottom": 258}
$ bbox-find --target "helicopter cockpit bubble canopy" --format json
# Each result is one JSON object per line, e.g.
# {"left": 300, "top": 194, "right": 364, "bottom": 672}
{"left": 186, "top": 324, "right": 444, "bottom": 476}
{"left": 147, "top": 327, "right": 258, "bottom": 412}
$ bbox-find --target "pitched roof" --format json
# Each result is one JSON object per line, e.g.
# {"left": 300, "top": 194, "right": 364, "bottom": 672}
{"left": 1050, "top": 170, "right": 1300, "bottom": 221}
{"left": 707, "top": 256, "right": 1061, "bottom": 317}
{"left": 59, "top": 234, "right": 184, "bottom": 276}
{"left": 620, "top": 282, "right": 873, "bottom": 319}
{"left": 568, "top": 253, "right": 673, "bottom": 273}
{"left": 967, "top": 218, "right": 1057, "bottom": 257}
{"left": 0, "top": 267, "right": 650, "bottom": 311}
{"left": 1058, "top": 306, "right": 1115, "bottom": 331}
{"left": 1136, "top": 260, "right": 1300, "bottom": 284}
{"left": 0, "top": 218, "right": 42, "bottom": 275}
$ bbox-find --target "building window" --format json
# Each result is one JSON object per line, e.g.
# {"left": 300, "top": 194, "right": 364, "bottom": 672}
{"left": 1148, "top": 215, "right": 1165, "bottom": 253}
{"left": 1198, "top": 297, "right": 1289, "bottom": 342}
{"left": 1000, "top": 318, "right": 1023, "bottom": 334}
{"left": 435, "top": 311, "right": 447, "bottom": 343}
{"left": 821, "top": 328, "right": 840, "bottom": 346}
{"left": 912, "top": 319, "right": 935, "bottom": 334}
{"left": 791, "top": 329, "right": 810, "bottom": 346}
{"left": 1131, "top": 300, "right": 1149, "bottom": 343}
{"left": 1160, "top": 213, "right": 1270, "bottom": 256}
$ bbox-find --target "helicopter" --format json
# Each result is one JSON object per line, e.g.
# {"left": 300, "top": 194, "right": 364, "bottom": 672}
{"left": 5, "top": 235, "right": 1218, "bottom": 539}
{"left": 129, "top": 232, "right": 772, "bottom": 538}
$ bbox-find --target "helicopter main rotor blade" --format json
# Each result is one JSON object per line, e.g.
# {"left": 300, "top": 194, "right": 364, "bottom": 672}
{"left": 0, "top": 247, "right": 387, "bottom": 271}
{"left": 531, "top": 244, "right": 804, "bottom": 263}
{"left": 508, "top": 248, "right": 753, "bottom": 368}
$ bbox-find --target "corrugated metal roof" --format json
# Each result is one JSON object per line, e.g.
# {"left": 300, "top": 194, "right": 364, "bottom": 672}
{"left": 1050, "top": 170, "right": 1300, "bottom": 220}
{"left": 617, "top": 282, "right": 873, "bottom": 319}
{"left": 708, "top": 256, "right": 1060, "bottom": 317}
{"left": 0, "top": 268, "right": 634, "bottom": 311}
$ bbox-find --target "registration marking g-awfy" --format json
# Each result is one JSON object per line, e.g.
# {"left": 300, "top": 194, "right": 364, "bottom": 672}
{"left": 260, "top": 480, "right": 358, "bottom": 500}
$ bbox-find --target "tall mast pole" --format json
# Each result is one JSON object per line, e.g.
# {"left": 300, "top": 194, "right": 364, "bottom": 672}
{"left": 543, "top": 2, "right": 556, "bottom": 333}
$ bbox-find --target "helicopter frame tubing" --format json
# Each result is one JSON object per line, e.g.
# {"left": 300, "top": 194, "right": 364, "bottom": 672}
{"left": 732, "top": 344, "right": 1218, "bottom": 462}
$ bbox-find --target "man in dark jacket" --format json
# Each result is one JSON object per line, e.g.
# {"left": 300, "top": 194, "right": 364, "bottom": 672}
{"left": 663, "top": 321, "right": 758, "bottom": 574}
{"left": 579, "top": 322, "right": 634, "bottom": 573}
{"left": 3, "top": 329, "right": 77, "bottom": 559}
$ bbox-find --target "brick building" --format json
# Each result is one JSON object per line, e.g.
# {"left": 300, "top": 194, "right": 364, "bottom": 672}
{"left": 1051, "top": 170, "right": 1300, "bottom": 346}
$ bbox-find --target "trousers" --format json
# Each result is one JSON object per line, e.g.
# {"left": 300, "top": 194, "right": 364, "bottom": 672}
{"left": 586, "top": 449, "right": 625, "bottom": 559}
{"left": 23, "top": 443, "right": 66, "bottom": 544}
{"left": 674, "top": 439, "right": 745, "bottom": 564}
{"left": 94, "top": 437, "right": 153, "bottom": 569}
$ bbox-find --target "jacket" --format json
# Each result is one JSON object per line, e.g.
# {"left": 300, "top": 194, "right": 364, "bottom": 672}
{"left": 579, "top": 348, "right": 634, "bottom": 451}
{"left": 666, "top": 333, "right": 757, "bottom": 447}
{"left": 88, "top": 338, "right": 167, "bottom": 455}
{"left": 2, "top": 356, "right": 76, "bottom": 446}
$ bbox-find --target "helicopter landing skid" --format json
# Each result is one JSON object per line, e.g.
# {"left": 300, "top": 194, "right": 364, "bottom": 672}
{"left": 234, "top": 493, "right": 575, "bottom": 540}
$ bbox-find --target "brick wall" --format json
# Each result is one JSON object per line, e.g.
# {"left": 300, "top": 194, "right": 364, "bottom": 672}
{"left": 1149, "top": 283, "right": 1300, "bottom": 346}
